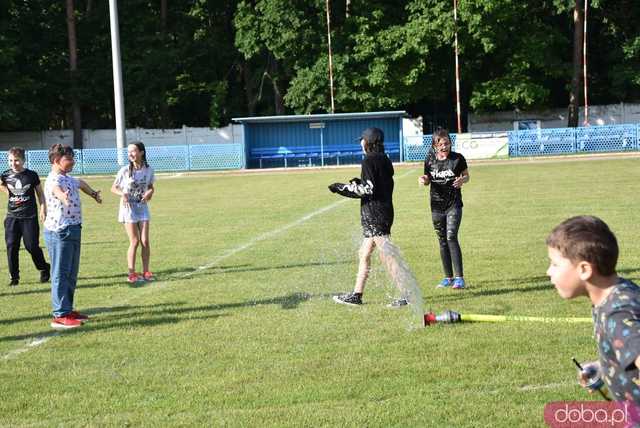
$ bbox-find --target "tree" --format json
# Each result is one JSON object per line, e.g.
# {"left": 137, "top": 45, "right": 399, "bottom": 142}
{"left": 567, "top": 0, "right": 584, "bottom": 127}
{"left": 66, "top": 0, "right": 83, "bottom": 147}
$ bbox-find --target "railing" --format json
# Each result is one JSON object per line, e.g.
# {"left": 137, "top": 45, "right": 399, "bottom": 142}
{"left": 5, "top": 124, "right": 637, "bottom": 175}
{"left": 403, "top": 134, "right": 459, "bottom": 162}
{"left": 508, "top": 124, "right": 639, "bottom": 157}
{"left": 402, "top": 124, "right": 640, "bottom": 162}
{"left": 0, "top": 144, "right": 245, "bottom": 176}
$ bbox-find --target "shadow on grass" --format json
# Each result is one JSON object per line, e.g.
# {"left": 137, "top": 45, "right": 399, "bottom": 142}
{"left": 0, "top": 264, "right": 258, "bottom": 297}
{"left": 0, "top": 260, "right": 352, "bottom": 297}
{"left": 0, "top": 302, "right": 180, "bottom": 325}
{"left": 426, "top": 275, "right": 552, "bottom": 304}
{"left": 176, "top": 260, "right": 349, "bottom": 280}
{"left": 79, "top": 240, "right": 120, "bottom": 246}
{"left": 0, "top": 292, "right": 312, "bottom": 343}
{"left": 76, "top": 264, "right": 252, "bottom": 281}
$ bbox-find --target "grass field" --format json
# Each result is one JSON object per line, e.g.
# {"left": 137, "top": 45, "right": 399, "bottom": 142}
{"left": 2, "top": 156, "right": 640, "bottom": 427}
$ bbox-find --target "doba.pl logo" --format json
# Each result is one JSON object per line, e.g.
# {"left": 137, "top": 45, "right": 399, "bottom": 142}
{"left": 544, "top": 401, "right": 640, "bottom": 427}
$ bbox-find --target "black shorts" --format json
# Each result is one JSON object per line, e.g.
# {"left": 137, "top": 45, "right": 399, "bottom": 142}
{"left": 362, "top": 222, "right": 391, "bottom": 238}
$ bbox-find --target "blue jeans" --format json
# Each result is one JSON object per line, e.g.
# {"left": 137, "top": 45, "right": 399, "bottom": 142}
{"left": 44, "top": 224, "right": 81, "bottom": 317}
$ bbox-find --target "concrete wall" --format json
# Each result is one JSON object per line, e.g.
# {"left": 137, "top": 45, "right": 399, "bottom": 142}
{"left": 469, "top": 102, "right": 640, "bottom": 132}
{"left": 0, "top": 124, "right": 244, "bottom": 151}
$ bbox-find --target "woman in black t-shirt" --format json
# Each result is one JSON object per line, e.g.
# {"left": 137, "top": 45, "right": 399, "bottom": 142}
{"left": 419, "top": 128, "right": 469, "bottom": 289}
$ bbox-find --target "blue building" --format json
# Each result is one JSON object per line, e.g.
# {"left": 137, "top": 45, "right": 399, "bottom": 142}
{"left": 232, "top": 111, "right": 406, "bottom": 168}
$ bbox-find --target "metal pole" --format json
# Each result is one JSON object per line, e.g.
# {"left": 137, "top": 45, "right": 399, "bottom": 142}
{"left": 453, "top": 0, "right": 462, "bottom": 134}
{"left": 108, "top": 0, "right": 126, "bottom": 159}
{"left": 583, "top": 0, "right": 589, "bottom": 126}
{"left": 325, "top": 0, "right": 336, "bottom": 113}
{"left": 320, "top": 128, "right": 324, "bottom": 167}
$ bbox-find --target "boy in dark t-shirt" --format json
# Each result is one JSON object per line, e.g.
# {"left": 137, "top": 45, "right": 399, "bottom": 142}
{"left": 547, "top": 216, "right": 640, "bottom": 404}
{"left": 0, "top": 147, "right": 50, "bottom": 286}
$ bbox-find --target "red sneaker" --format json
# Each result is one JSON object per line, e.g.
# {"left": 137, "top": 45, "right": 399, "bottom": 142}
{"left": 51, "top": 315, "right": 82, "bottom": 329}
{"left": 69, "top": 311, "right": 89, "bottom": 322}
{"left": 127, "top": 273, "right": 141, "bottom": 284}
{"left": 143, "top": 271, "right": 155, "bottom": 281}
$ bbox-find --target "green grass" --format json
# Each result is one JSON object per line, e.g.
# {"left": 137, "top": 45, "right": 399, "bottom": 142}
{"left": 2, "top": 157, "right": 640, "bottom": 427}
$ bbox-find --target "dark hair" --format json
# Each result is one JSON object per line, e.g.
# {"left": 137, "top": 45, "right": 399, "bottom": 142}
{"left": 48, "top": 144, "right": 74, "bottom": 164}
{"left": 546, "top": 215, "right": 618, "bottom": 276}
{"left": 8, "top": 147, "right": 25, "bottom": 160}
{"left": 432, "top": 127, "right": 452, "bottom": 148}
{"left": 361, "top": 127, "right": 385, "bottom": 153}
{"left": 128, "top": 141, "right": 149, "bottom": 177}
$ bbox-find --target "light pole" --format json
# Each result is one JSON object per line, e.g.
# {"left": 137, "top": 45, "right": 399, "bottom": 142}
{"left": 453, "top": 0, "right": 462, "bottom": 134}
{"left": 325, "top": 0, "right": 336, "bottom": 113}
{"left": 108, "top": 0, "right": 126, "bottom": 158}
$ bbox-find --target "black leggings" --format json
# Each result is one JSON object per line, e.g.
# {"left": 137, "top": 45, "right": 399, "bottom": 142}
{"left": 5, "top": 216, "right": 49, "bottom": 280}
{"left": 431, "top": 207, "right": 463, "bottom": 278}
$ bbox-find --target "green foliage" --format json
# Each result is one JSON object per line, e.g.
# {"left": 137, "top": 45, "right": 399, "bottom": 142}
{"left": 0, "top": 0, "right": 639, "bottom": 131}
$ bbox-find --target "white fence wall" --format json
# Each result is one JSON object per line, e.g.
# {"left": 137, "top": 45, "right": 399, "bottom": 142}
{"left": 469, "top": 102, "right": 640, "bottom": 132}
{"left": 0, "top": 124, "right": 244, "bottom": 151}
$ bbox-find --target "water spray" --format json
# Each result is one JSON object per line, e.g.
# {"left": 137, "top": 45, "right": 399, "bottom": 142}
{"left": 423, "top": 310, "right": 592, "bottom": 326}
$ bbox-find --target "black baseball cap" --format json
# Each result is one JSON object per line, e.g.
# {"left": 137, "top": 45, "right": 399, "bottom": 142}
{"left": 358, "top": 127, "right": 384, "bottom": 144}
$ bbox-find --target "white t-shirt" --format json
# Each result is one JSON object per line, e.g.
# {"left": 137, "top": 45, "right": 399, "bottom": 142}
{"left": 113, "top": 165, "right": 155, "bottom": 223}
{"left": 113, "top": 165, "right": 155, "bottom": 204}
{"left": 44, "top": 171, "right": 82, "bottom": 232}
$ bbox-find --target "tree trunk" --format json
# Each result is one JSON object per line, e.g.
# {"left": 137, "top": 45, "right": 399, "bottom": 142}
{"left": 270, "top": 60, "right": 285, "bottom": 115}
{"left": 159, "top": 0, "right": 169, "bottom": 127}
{"left": 66, "top": 0, "right": 83, "bottom": 148}
{"left": 161, "top": 0, "right": 167, "bottom": 32}
{"left": 346, "top": 0, "right": 350, "bottom": 18}
{"left": 242, "top": 61, "right": 258, "bottom": 116}
{"left": 567, "top": 0, "right": 584, "bottom": 128}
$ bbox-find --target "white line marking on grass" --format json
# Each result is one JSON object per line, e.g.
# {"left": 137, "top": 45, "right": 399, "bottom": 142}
{"left": 184, "top": 199, "right": 349, "bottom": 276}
{"left": 1, "top": 169, "right": 417, "bottom": 360}
{"left": 2, "top": 334, "right": 59, "bottom": 361}
{"left": 185, "top": 168, "right": 416, "bottom": 275}
{"left": 518, "top": 382, "right": 572, "bottom": 392}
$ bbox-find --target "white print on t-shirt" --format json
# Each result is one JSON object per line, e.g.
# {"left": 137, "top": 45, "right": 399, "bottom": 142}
{"left": 44, "top": 172, "right": 82, "bottom": 231}
{"left": 7, "top": 179, "right": 32, "bottom": 205}
{"left": 431, "top": 169, "right": 455, "bottom": 180}
{"left": 114, "top": 166, "right": 155, "bottom": 205}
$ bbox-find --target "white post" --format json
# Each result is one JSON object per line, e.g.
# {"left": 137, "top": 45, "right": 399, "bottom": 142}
{"left": 320, "top": 128, "right": 324, "bottom": 167}
{"left": 453, "top": 0, "right": 462, "bottom": 133}
{"left": 325, "top": 0, "right": 336, "bottom": 113}
{"left": 108, "top": 0, "right": 126, "bottom": 163}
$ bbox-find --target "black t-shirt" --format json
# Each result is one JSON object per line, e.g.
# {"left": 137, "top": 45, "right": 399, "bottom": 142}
{"left": 332, "top": 152, "right": 395, "bottom": 231}
{"left": 359, "top": 152, "right": 394, "bottom": 230}
{"left": 1, "top": 168, "right": 41, "bottom": 218}
{"left": 593, "top": 278, "right": 640, "bottom": 403}
{"left": 424, "top": 151, "right": 467, "bottom": 212}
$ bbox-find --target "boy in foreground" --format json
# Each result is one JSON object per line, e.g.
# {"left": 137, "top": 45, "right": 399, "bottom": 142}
{"left": 547, "top": 215, "right": 640, "bottom": 403}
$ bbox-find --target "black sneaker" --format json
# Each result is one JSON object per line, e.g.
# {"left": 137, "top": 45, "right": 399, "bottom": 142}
{"left": 386, "top": 298, "right": 409, "bottom": 309}
{"left": 8, "top": 278, "right": 19, "bottom": 287}
{"left": 40, "top": 264, "right": 51, "bottom": 283}
{"left": 333, "top": 292, "right": 362, "bottom": 306}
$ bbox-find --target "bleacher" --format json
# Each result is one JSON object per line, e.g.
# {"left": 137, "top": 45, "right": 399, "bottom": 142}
{"left": 250, "top": 141, "right": 401, "bottom": 168}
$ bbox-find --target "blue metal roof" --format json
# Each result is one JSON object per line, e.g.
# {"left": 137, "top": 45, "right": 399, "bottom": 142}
{"left": 232, "top": 111, "right": 406, "bottom": 124}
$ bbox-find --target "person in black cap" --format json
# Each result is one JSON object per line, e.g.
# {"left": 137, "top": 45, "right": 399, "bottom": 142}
{"left": 328, "top": 127, "right": 412, "bottom": 307}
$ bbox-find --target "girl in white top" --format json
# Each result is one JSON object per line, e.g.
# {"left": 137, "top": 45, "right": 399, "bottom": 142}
{"left": 111, "top": 142, "right": 155, "bottom": 284}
